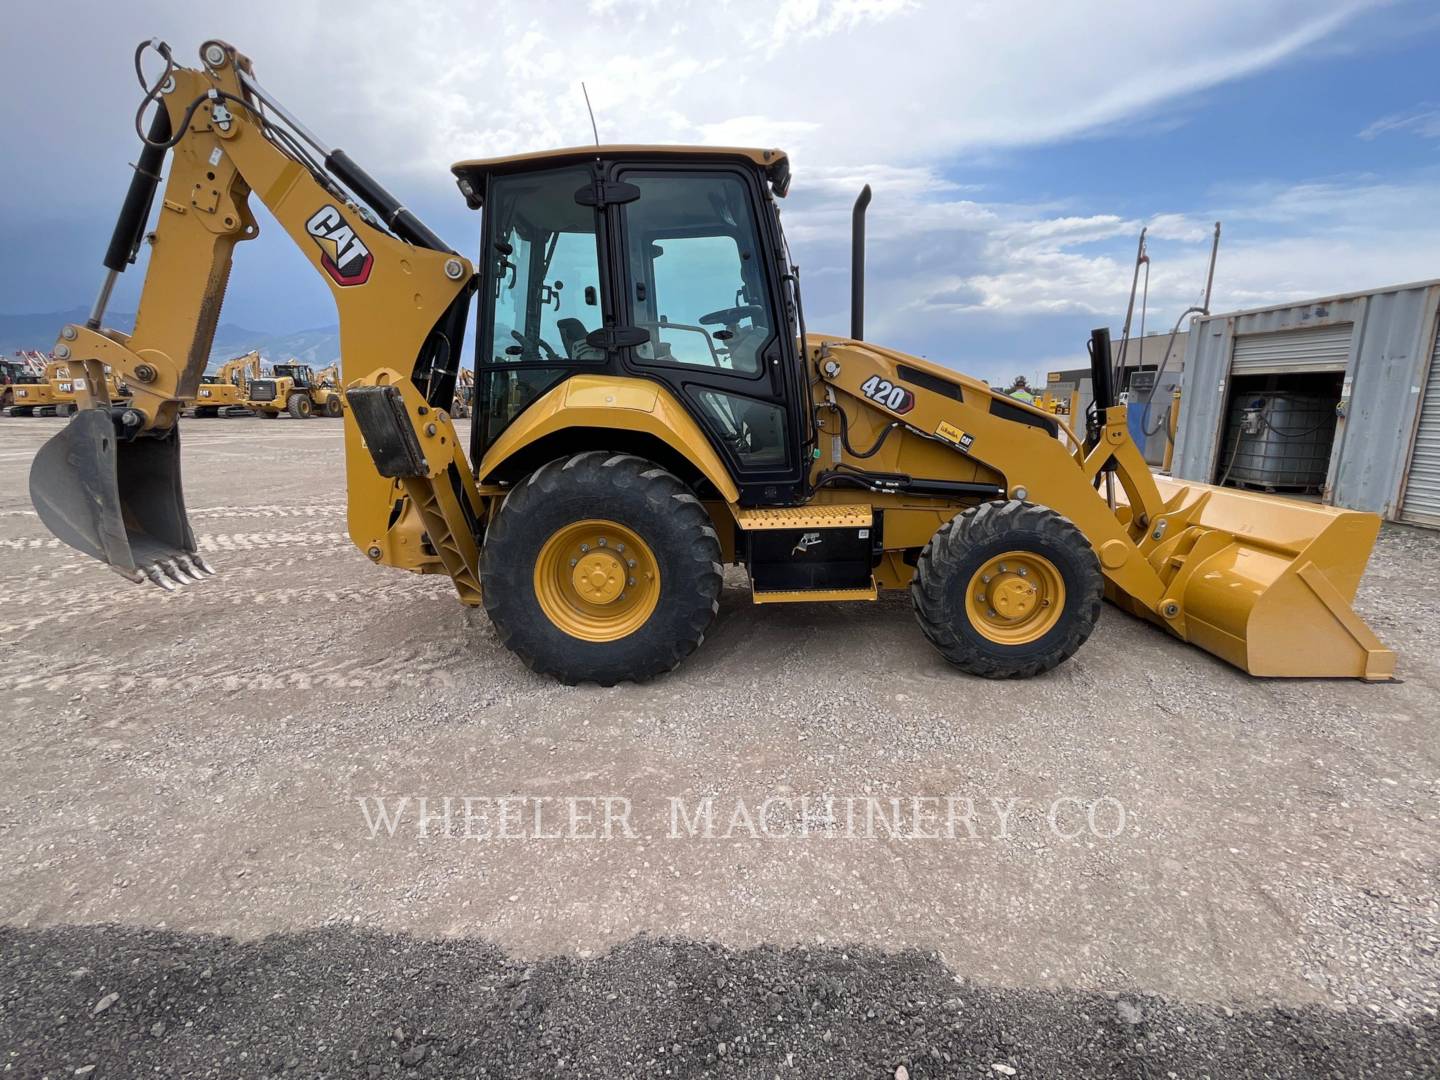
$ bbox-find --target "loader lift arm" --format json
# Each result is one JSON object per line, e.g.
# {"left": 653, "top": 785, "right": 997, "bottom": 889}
{"left": 30, "top": 38, "right": 483, "bottom": 596}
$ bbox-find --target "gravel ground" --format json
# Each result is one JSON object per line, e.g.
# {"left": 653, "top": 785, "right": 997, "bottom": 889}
{"left": 3, "top": 925, "right": 1436, "bottom": 1079}
{"left": 1, "top": 415, "right": 1438, "bottom": 1077}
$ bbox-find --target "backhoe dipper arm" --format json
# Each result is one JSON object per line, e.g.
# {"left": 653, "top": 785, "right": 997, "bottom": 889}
{"left": 30, "top": 38, "right": 481, "bottom": 593}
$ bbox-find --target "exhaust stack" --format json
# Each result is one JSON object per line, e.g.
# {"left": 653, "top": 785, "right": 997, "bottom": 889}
{"left": 851, "top": 184, "right": 871, "bottom": 340}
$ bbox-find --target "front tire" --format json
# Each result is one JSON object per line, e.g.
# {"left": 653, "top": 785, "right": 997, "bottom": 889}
{"left": 481, "top": 452, "right": 723, "bottom": 685}
{"left": 911, "top": 500, "right": 1103, "bottom": 678}
{"left": 324, "top": 396, "right": 343, "bottom": 418}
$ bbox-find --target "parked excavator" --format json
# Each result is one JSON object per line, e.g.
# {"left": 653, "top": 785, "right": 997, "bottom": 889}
{"left": 28, "top": 38, "right": 1395, "bottom": 683}
{"left": 190, "top": 349, "right": 260, "bottom": 416}
{"left": 11, "top": 358, "right": 128, "bottom": 416}
{"left": 0, "top": 356, "right": 26, "bottom": 413}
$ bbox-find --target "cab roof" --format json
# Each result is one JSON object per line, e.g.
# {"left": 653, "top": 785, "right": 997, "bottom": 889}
{"left": 451, "top": 145, "right": 791, "bottom": 198}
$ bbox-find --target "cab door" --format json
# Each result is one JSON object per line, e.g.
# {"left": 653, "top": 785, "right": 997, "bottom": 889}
{"left": 611, "top": 165, "right": 806, "bottom": 505}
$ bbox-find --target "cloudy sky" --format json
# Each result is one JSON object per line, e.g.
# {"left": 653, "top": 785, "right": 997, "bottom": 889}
{"left": 3, "top": 0, "right": 1438, "bottom": 382}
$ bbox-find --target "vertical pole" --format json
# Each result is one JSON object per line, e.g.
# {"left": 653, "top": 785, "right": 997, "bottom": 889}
{"left": 1089, "top": 327, "right": 1118, "bottom": 508}
{"left": 851, "top": 185, "right": 872, "bottom": 340}
{"left": 1202, "top": 222, "right": 1221, "bottom": 314}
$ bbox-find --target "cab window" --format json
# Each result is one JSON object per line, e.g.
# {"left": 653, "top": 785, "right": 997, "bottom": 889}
{"left": 479, "top": 167, "right": 605, "bottom": 448}
{"left": 623, "top": 173, "right": 773, "bottom": 375}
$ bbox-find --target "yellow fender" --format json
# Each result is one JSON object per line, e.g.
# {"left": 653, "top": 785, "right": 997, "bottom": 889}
{"left": 479, "top": 375, "right": 741, "bottom": 504}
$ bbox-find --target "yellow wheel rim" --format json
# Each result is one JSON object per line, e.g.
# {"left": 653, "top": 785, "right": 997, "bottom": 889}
{"left": 964, "top": 549, "right": 1066, "bottom": 646}
{"left": 533, "top": 519, "right": 660, "bottom": 643}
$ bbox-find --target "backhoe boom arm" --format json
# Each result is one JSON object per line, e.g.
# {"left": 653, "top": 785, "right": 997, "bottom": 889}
{"left": 29, "top": 38, "right": 482, "bottom": 595}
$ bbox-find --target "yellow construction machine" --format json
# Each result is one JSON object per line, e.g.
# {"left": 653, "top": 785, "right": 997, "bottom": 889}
{"left": 10, "top": 359, "right": 127, "bottom": 417}
{"left": 191, "top": 349, "right": 260, "bottom": 416}
{"left": 28, "top": 39, "right": 1395, "bottom": 682}
{"left": 451, "top": 368, "right": 475, "bottom": 419}
{"left": 0, "top": 357, "right": 23, "bottom": 413}
{"left": 9, "top": 359, "right": 76, "bottom": 416}
{"left": 315, "top": 364, "right": 346, "bottom": 416}
{"left": 247, "top": 359, "right": 344, "bottom": 418}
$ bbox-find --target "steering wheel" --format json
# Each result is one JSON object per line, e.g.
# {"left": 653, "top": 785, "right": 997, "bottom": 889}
{"left": 510, "top": 329, "right": 561, "bottom": 362}
{"left": 698, "top": 304, "right": 763, "bottom": 327}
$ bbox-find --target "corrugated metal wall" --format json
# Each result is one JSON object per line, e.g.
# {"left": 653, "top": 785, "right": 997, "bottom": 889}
{"left": 1399, "top": 328, "right": 1440, "bottom": 526}
{"left": 1172, "top": 280, "right": 1440, "bottom": 521}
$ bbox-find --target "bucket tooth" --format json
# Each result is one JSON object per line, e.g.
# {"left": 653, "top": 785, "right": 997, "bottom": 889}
{"left": 142, "top": 563, "right": 180, "bottom": 592}
{"left": 161, "top": 558, "right": 195, "bottom": 585}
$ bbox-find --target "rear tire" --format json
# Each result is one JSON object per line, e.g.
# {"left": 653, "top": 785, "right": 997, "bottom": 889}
{"left": 288, "top": 395, "right": 313, "bottom": 419}
{"left": 481, "top": 452, "right": 723, "bottom": 685}
{"left": 911, "top": 500, "right": 1102, "bottom": 678}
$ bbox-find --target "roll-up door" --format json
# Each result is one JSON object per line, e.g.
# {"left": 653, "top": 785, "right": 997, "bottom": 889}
{"left": 1400, "top": 330, "right": 1440, "bottom": 528}
{"left": 1231, "top": 325, "right": 1352, "bottom": 375}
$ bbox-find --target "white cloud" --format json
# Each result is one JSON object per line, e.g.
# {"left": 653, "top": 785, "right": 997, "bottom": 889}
{"left": 3, "top": 0, "right": 1424, "bottom": 384}
{"left": 1358, "top": 104, "right": 1440, "bottom": 140}
{"left": 1, "top": 0, "right": 1370, "bottom": 206}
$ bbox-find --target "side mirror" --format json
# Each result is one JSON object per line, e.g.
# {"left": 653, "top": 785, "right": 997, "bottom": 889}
{"left": 584, "top": 285, "right": 597, "bottom": 307}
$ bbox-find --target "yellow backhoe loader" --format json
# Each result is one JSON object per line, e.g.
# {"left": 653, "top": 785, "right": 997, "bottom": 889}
{"left": 28, "top": 39, "right": 1395, "bottom": 683}
{"left": 451, "top": 368, "right": 475, "bottom": 419}
{"left": 190, "top": 349, "right": 260, "bottom": 416}
{"left": 314, "top": 364, "right": 346, "bottom": 416}
{"left": 248, "top": 359, "right": 344, "bottom": 418}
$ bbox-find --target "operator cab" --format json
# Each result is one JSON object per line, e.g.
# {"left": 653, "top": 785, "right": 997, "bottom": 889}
{"left": 452, "top": 146, "right": 807, "bottom": 505}
{"left": 273, "top": 363, "right": 314, "bottom": 388}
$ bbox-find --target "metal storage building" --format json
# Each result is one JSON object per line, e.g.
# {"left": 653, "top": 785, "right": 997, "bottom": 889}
{"left": 1171, "top": 279, "right": 1440, "bottom": 527}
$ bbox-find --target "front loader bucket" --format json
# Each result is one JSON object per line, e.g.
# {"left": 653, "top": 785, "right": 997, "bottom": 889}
{"left": 28, "top": 409, "right": 212, "bottom": 590}
{"left": 1108, "top": 478, "right": 1395, "bottom": 681}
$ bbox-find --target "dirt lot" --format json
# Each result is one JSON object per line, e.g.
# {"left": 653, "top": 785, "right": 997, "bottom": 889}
{"left": 1, "top": 415, "right": 1437, "bottom": 1077}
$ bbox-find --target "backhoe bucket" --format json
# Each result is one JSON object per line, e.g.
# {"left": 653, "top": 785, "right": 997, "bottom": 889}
{"left": 28, "top": 410, "right": 212, "bottom": 590}
{"left": 1109, "top": 478, "right": 1395, "bottom": 680}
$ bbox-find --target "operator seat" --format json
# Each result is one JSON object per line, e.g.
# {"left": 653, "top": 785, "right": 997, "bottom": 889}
{"left": 557, "top": 318, "right": 588, "bottom": 359}
{"left": 557, "top": 317, "right": 608, "bottom": 362}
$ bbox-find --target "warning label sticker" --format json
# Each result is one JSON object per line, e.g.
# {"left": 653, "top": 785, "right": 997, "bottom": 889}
{"left": 935, "top": 420, "right": 974, "bottom": 452}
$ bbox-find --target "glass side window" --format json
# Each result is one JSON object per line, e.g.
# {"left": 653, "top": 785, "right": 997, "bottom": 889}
{"left": 623, "top": 173, "right": 774, "bottom": 374}
{"left": 480, "top": 168, "right": 604, "bottom": 449}
{"left": 486, "top": 167, "right": 604, "bottom": 366}
{"left": 691, "top": 389, "right": 788, "bottom": 468}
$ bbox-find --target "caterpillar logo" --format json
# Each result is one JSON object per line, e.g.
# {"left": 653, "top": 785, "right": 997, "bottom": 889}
{"left": 305, "top": 206, "right": 373, "bottom": 286}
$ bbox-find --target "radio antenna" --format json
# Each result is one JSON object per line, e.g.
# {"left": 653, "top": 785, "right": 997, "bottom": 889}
{"left": 581, "top": 82, "right": 600, "bottom": 147}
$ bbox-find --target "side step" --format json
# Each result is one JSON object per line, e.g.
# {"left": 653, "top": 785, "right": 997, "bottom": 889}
{"left": 734, "top": 503, "right": 874, "bottom": 530}
{"left": 739, "top": 502, "right": 879, "bottom": 603}
{"left": 753, "top": 581, "right": 878, "bottom": 604}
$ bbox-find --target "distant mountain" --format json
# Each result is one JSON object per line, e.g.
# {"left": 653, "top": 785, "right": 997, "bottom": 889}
{"left": 0, "top": 309, "right": 340, "bottom": 371}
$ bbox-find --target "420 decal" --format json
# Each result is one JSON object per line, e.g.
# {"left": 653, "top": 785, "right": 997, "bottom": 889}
{"left": 858, "top": 375, "right": 914, "bottom": 414}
